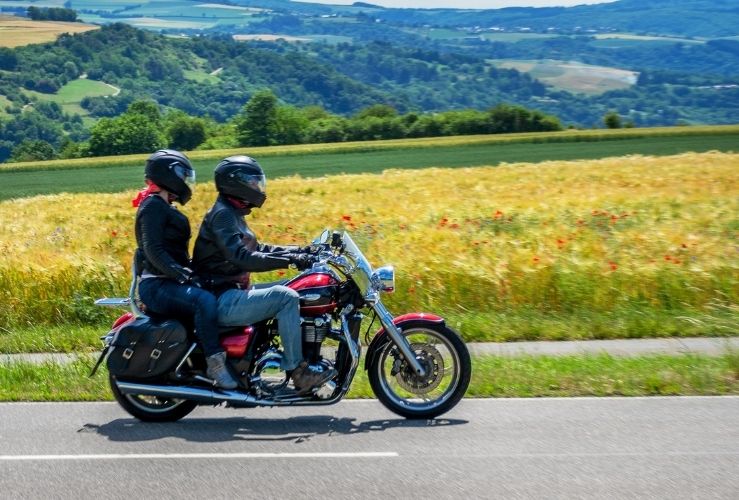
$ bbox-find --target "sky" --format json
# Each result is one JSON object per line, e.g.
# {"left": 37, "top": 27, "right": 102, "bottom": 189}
{"left": 293, "top": 0, "right": 618, "bottom": 8}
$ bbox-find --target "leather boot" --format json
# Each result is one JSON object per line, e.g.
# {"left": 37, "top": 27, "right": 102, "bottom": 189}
{"left": 290, "top": 361, "right": 337, "bottom": 395}
{"left": 206, "top": 351, "right": 238, "bottom": 390}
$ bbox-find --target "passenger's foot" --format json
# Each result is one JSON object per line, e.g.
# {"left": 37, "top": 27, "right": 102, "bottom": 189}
{"left": 290, "top": 361, "right": 337, "bottom": 395}
{"left": 206, "top": 351, "right": 238, "bottom": 390}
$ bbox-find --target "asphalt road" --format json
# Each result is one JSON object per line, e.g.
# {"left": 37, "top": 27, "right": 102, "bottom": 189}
{"left": 0, "top": 398, "right": 737, "bottom": 499}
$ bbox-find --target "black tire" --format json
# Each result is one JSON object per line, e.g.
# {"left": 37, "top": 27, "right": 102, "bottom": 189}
{"left": 368, "top": 321, "right": 471, "bottom": 419}
{"left": 109, "top": 374, "right": 198, "bottom": 422}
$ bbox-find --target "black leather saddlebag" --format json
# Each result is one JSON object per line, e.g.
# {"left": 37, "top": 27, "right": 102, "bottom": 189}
{"left": 107, "top": 317, "right": 189, "bottom": 380}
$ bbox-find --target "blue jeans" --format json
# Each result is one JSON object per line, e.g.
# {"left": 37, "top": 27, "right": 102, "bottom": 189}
{"left": 217, "top": 285, "right": 302, "bottom": 371}
{"left": 138, "top": 278, "right": 222, "bottom": 357}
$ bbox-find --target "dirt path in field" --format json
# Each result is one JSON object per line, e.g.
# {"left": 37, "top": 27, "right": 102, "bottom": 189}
{"left": 102, "top": 82, "right": 121, "bottom": 97}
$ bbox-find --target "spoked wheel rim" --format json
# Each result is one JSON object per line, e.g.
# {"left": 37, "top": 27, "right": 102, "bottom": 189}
{"left": 122, "top": 393, "right": 188, "bottom": 414}
{"left": 375, "top": 327, "right": 462, "bottom": 413}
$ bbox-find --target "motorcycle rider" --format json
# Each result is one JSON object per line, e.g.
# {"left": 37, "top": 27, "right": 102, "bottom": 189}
{"left": 134, "top": 149, "right": 238, "bottom": 390}
{"left": 192, "top": 155, "right": 336, "bottom": 395}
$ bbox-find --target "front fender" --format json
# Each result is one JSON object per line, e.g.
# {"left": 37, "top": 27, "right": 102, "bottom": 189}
{"left": 364, "top": 313, "right": 445, "bottom": 371}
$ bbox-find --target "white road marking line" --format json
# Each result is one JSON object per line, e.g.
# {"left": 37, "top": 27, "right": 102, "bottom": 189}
{"left": 457, "top": 451, "right": 739, "bottom": 459}
{"left": 0, "top": 452, "right": 398, "bottom": 461}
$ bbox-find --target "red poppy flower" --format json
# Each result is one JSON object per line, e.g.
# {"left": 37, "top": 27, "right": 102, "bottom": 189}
{"left": 342, "top": 215, "right": 351, "bottom": 221}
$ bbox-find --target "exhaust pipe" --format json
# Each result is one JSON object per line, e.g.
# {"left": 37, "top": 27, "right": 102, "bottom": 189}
{"left": 115, "top": 381, "right": 341, "bottom": 407}
{"left": 115, "top": 381, "right": 260, "bottom": 405}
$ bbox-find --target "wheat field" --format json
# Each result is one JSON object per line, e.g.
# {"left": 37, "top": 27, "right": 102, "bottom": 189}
{"left": 0, "top": 151, "right": 736, "bottom": 339}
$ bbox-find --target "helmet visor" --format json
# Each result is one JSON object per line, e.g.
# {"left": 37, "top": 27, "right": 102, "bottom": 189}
{"left": 173, "top": 163, "right": 196, "bottom": 186}
{"left": 235, "top": 172, "right": 266, "bottom": 194}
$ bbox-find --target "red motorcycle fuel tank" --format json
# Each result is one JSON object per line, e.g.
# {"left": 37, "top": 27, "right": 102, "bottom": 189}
{"left": 287, "top": 272, "right": 339, "bottom": 316}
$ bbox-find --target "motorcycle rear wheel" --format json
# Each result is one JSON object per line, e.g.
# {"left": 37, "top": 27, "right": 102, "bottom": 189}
{"left": 109, "top": 375, "right": 198, "bottom": 422}
{"left": 368, "top": 322, "right": 471, "bottom": 419}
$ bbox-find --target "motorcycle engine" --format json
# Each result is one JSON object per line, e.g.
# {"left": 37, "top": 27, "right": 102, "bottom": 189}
{"left": 250, "top": 314, "right": 336, "bottom": 398}
{"left": 301, "top": 314, "right": 331, "bottom": 364}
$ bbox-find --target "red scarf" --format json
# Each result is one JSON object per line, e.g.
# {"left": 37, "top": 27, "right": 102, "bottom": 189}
{"left": 132, "top": 181, "right": 162, "bottom": 208}
{"left": 226, "top": 196, "right": 251, "bottom": 211}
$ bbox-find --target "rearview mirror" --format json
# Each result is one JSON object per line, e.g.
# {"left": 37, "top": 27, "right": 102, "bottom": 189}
{"left": 313, "top": 229, "right": 330, "bottom": 245}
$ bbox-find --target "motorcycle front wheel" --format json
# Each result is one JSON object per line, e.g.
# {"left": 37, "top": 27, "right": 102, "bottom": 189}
{"left": 109, "top": 374, "right": 197, "bottom": 422}
{"left": 368, "top": 321, "right": 471, "bottom": 419}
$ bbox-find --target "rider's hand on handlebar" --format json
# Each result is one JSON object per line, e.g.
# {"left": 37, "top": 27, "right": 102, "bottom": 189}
{"left": 288, "top": 253, "right": 316, "bottom": 271}
{"left": 297, "top": 245, "right": 322, "bottom": 255}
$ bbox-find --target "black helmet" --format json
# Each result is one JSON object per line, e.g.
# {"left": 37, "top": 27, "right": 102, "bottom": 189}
{"left": 145, "top": 149, "right": 195, "bottom": 205}
{"left": 214, "top": 155, "right": 267, "bottom": 208}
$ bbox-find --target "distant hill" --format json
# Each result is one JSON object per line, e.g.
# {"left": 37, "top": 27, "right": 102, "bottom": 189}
{"left": 0, "top": 23, "right": 548, "bottom": 119}
{"left": 359, "top": 0, "right": 739, "bottom": 39}
{"left": 0, "top": 1, "right": 738, "bottom": 162}
{"left": 37, "top": 0, "right": 738, "bottom": 39}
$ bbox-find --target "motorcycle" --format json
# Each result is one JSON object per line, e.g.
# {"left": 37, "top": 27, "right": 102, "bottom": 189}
{"left": 93, "top": 230, "right": 471, "bottom": 422}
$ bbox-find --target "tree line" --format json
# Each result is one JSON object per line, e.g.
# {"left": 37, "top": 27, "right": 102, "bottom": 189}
{"left": 27, "top": 7, "right": 78, "bottom": 22}
{"left": 5, "top": 91, "right": 562, "bottom": 162}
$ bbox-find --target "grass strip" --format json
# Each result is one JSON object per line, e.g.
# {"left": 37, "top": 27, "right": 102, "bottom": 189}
{"left": 2, "top": 308, "right": 736, "bottom": 355}
{"left": 0, "top": 324, "right": 104, "bottom": 354}
{"left": 1, "top": 353, "right": 736, "bottom": 401}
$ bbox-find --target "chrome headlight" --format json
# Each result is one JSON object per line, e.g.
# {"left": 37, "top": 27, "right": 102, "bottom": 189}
{"left": 372, "top": 265, "right": 395, "bottom": 294}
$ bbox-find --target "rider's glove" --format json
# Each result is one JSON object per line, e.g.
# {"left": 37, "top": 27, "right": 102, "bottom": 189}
{"left": 187, "top": 274, "right": 203, "bottom": 288}
{"left": 289, "top": 253, "right": 316, "bottom": 271}
{"left": 177, "top": 268, "right": 202, "bottom": 288}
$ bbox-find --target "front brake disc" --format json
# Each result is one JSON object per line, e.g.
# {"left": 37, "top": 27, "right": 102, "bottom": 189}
{"left": 396, "top": 343, "right": 444, "bottom": 394}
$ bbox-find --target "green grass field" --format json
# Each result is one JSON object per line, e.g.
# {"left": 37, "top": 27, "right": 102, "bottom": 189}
{"left": 183, "top": 69, "right": 220, "bottom": 84}
{"left": 22, "top": 78, "right": 118, "bottom": 116}
{"left": 1, "top": 129, "right": 737, "bottom": 201}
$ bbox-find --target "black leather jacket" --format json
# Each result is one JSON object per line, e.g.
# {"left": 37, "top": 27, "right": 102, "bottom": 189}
{"left": 192, "top": 195, "right": 295, "bottom": 287}
{"left": 134, "top": 194, "right": 192, "bottom": 283}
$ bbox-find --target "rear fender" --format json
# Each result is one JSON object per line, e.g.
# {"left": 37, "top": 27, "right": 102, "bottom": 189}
{"left": 364, "top": 313, "right": 445, "bottom": 371}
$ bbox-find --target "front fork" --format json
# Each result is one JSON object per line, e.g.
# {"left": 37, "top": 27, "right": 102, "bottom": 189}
{"left": 371, "top": 301, "right": 427, "bottom": 377}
